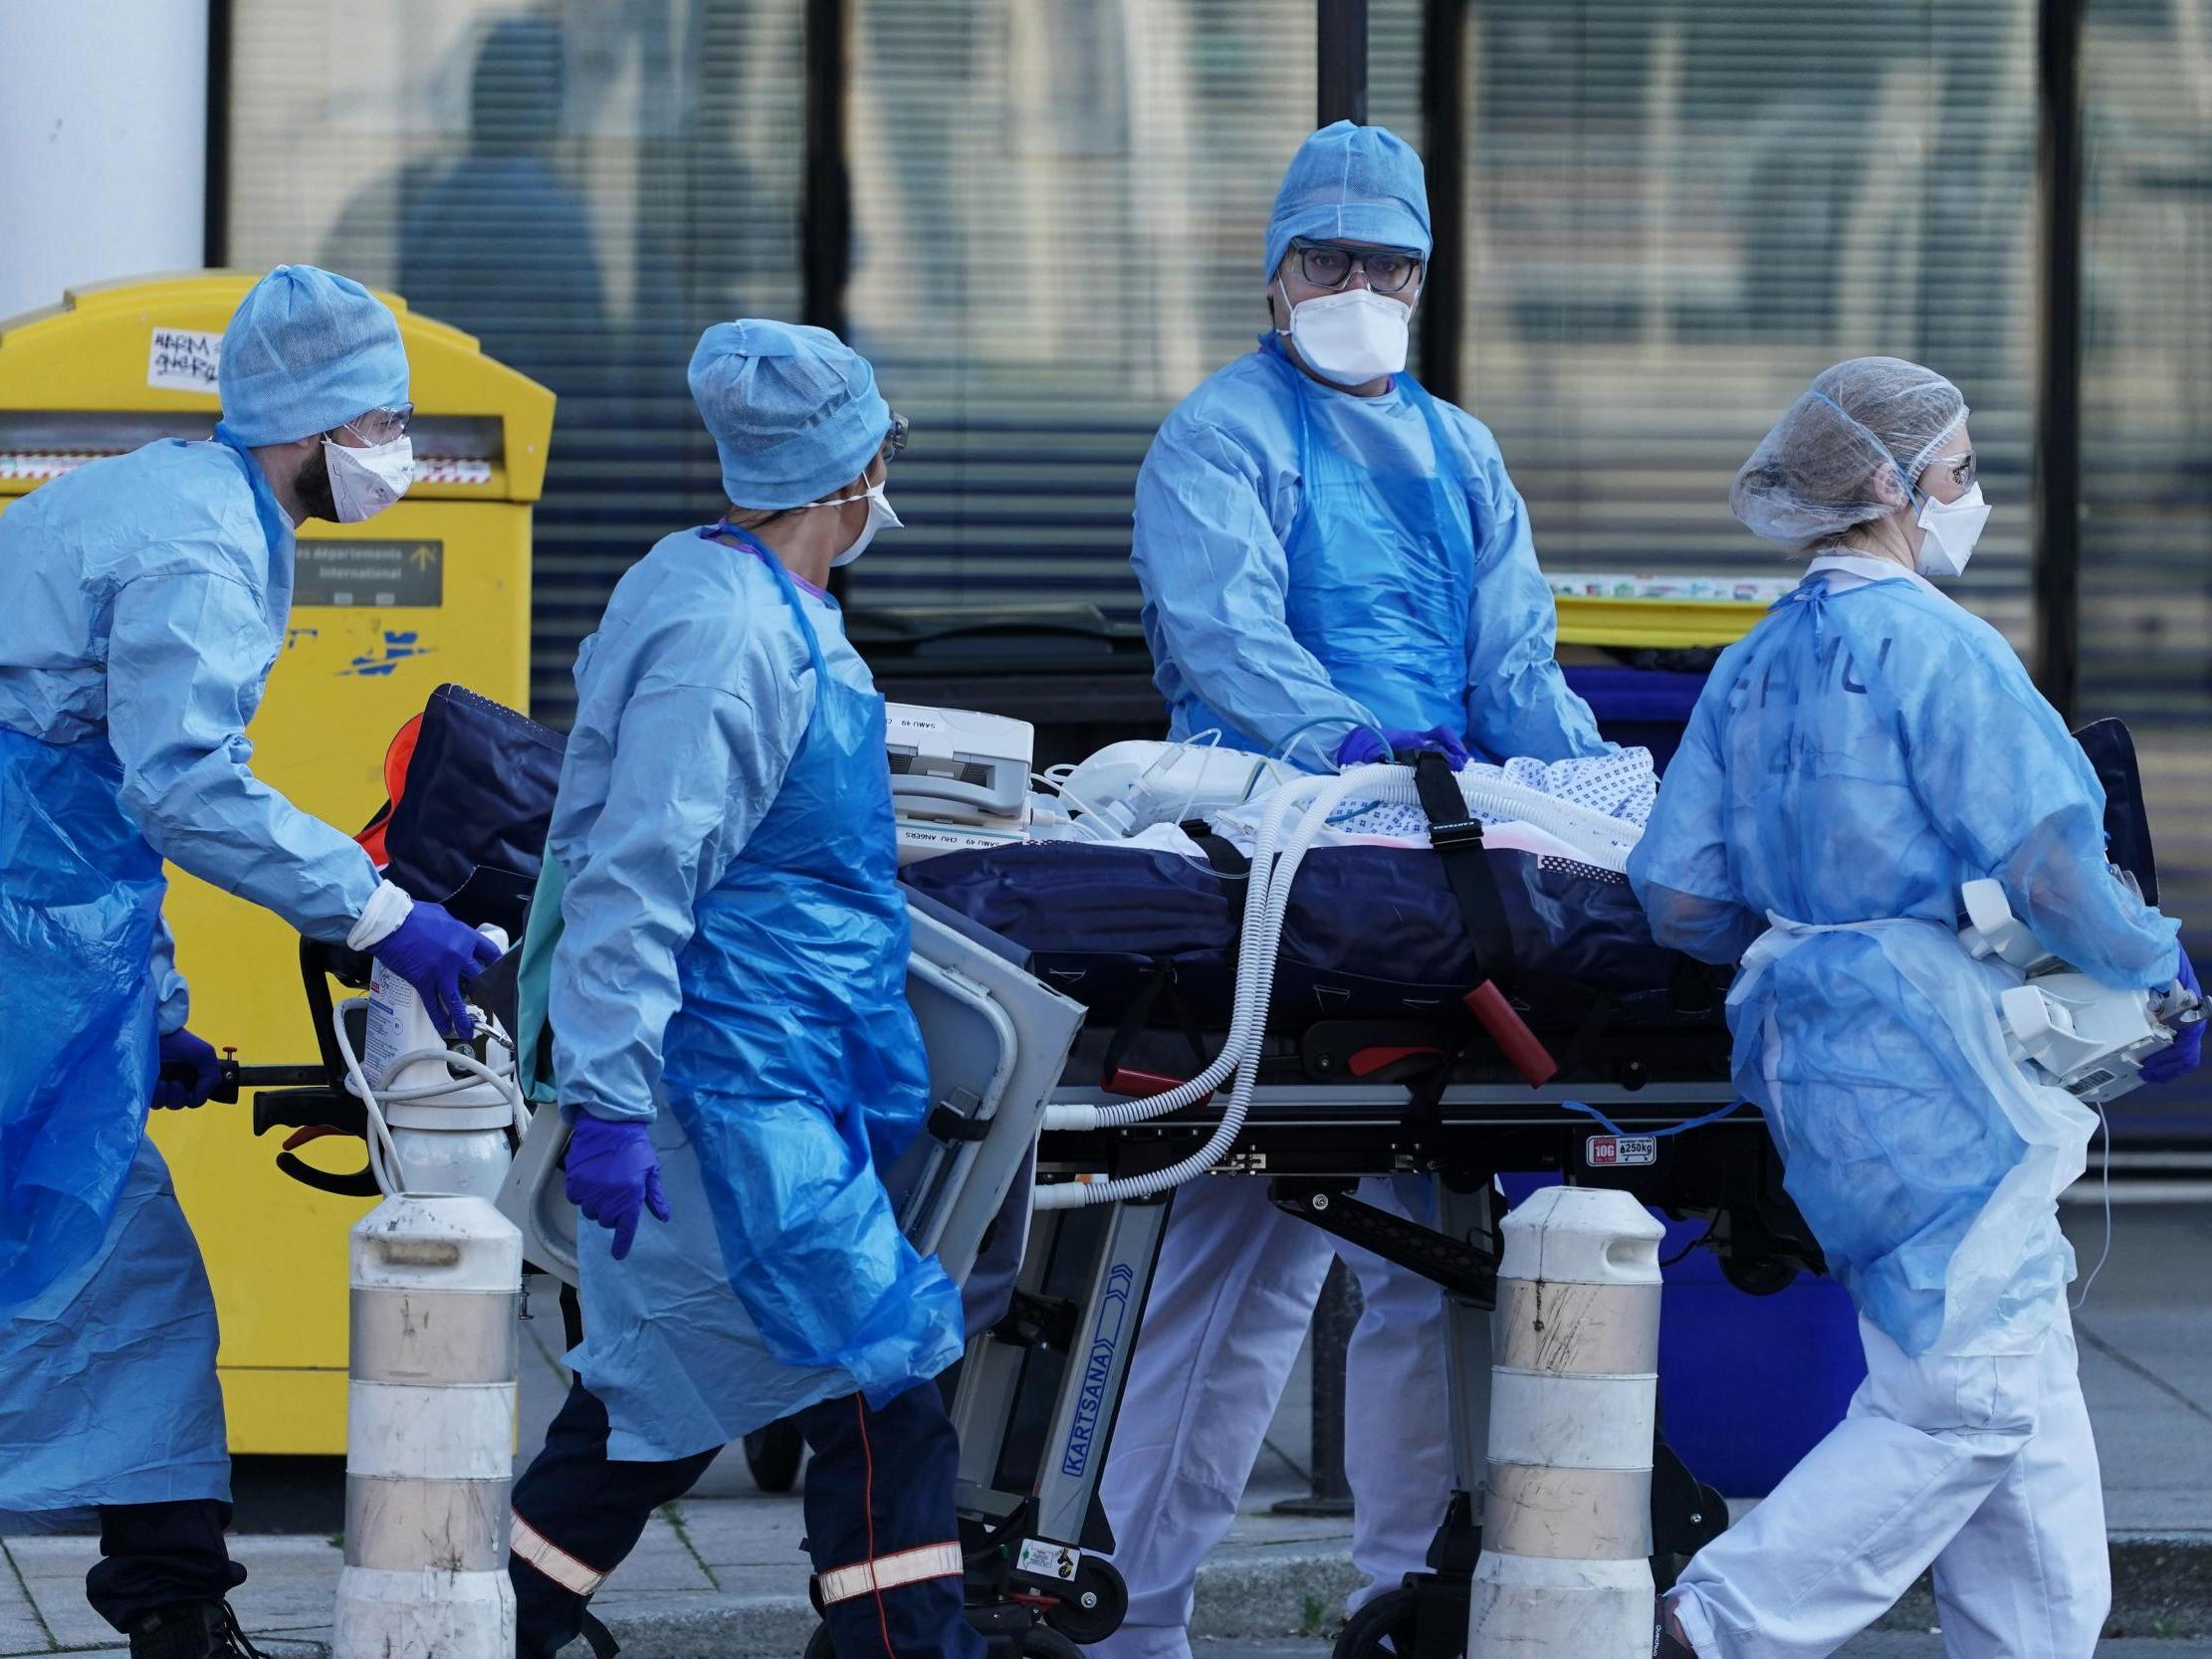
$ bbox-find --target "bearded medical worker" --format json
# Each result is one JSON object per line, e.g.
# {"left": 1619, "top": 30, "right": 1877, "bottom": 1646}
{"left": 0, "top": 265, "right": 496, "bottom": 1659}
{"left": 1101, "top": 122, "right": 1612, "bottom": 1659}
{"left": 1632, "top": 356, "right": 2200, "bottom": 1659}
{"left": 506, "top": 320, "right": 976, "bottom": 1659}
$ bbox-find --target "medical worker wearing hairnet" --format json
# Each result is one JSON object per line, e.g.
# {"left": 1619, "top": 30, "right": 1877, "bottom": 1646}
{"left": 1099, "top": 122, "right": 1612, "bottom": 1659}
{"left": 0, "top": 265, "right": 495, "bottom": 1659}
{"left": 505, "top": 320, "right": 976, "bottom": 1659}
{"left": 1633, "top": 356, "right": 2200, "bottom": 1659}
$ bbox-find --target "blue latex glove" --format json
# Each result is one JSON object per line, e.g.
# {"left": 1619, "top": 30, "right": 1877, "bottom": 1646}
{"left": 152, "top": 1027, "right": 221, "bottom": 1110}
{"left": 1333, "top": 725, "right": 1471, "bottom": 770}
{"left": 564, "top": 1113, "right": 671, "bottom": 1261}
{"left": 2143, "top": 947, "right": 2204, "bottom": 1087}
{"left": 378, "top": 901, "right": 502, "bottom": 1038}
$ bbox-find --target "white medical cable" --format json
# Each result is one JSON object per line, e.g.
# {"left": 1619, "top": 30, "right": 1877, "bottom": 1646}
{"left": 1035, "top": 763, "right": 1397, "bottom": 1207}
{"left": 2072, "top": 1100, "right": 2115, "bottom": 1312}
{"left": 331, "top": 998, "right": 529, "bottom": 1194}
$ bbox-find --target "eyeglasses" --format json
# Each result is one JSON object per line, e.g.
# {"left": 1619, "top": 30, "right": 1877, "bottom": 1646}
{"left": 882, "top": 412, "right": 908, "bottom": 463}
{"left": 1921, "top": 448, "right": 1977, "bottom": 492}
{"left": 340, "top": 403, "right": 414, "bottom": 445}
{"left": 1289, "top": 241, "right": 1424, "bottom": 296}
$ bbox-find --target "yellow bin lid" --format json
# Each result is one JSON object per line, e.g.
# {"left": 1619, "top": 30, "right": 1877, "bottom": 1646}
{"left": 0, "top": 271, "right": 553, "bottom": 503}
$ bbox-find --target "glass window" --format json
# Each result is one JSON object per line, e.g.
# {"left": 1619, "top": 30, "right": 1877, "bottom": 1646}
{"left": 2081, "top": 0, "right": 2212, "bottom": 1134}
{"left": 839, "top": 0, "right": 1319, "bottom": 622}
{"left": 1453, "top": 0, "right": 2039, "bottom": 647}
{"left": 226, "top": 0, "right": 806, "bottom": 722}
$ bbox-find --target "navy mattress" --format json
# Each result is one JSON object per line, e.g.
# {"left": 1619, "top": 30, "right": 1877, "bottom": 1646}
{"left": 901, "top": 842, "right": 1726, "bottom": 1035}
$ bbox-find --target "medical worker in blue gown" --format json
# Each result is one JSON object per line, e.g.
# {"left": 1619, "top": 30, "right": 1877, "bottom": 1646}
{"left": 0, "top": 266, "right": 499, "bottom": 1659}
{"left": 506, "top": 320, "right": 977, "bottom": 1659}
{"left": 1099, "top": 122, "right": 1613, "bottom": 1659}
{"left": 1633, "top": 356, "right": 2201, "bottom": 1659}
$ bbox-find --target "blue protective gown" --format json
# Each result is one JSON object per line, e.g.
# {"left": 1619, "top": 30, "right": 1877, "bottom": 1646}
{"left": 1628, "top": 558, "right": 2178, "bottom": 1357}
{"left": 0, "top": 437, "right": 378, "bottom": 1511}
{"left": 1132, "top": 336, "right": 1608, "bottom": 768}
{"left": 549, "top": 528, "right": 964, "bottom": 1461}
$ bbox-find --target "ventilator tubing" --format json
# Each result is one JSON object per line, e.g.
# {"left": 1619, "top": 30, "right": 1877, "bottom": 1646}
{"left": 1037, "top": 762, "right": 1411, "bottom": 1206}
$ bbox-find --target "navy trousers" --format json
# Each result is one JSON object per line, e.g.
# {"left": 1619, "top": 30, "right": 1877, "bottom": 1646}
{"left": 86, "top": 1500, "right": 247, "bottom": 1631}
{"left": 511, "top": 1378, "right": 982, "bottom": 1659}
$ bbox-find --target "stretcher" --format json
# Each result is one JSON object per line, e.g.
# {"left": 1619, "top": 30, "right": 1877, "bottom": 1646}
{"left": 254, "top": 686, "right": 2176, "bottom": 1659}
{"left": 223, "top": 688, "right": 1794, "bottom": 1659}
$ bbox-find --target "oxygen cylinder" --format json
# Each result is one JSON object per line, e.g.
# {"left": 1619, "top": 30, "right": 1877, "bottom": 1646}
{"left": 362, "top": 925, "right": 515, "bottom": 1199}
{"left": 1468, "top": 1185, "right": 1664, "bottom": 1658}
{"left": 334, "top": 1193, "right": 522, "bottom": 1659}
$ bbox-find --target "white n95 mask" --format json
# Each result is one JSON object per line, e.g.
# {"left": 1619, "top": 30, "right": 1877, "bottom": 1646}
{"left": 325, "top": 434, "right": 415, "bottom": 523}
{"left": 1280, "top": 284, "right": 1412, "bottom": 387}
{"left": 812, "top": 479, "right": 904, "bottom": 567}
{"left": 1915, "top": 482, "right": 1989, "bottom": 578}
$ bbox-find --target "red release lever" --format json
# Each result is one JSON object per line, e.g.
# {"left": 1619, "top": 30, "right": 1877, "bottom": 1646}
{"left": 1102, "top": 1066, "right": 1215, "bottom": 1108}
{"left": 1346, "top": 1044, "right": 1447, "bottom": 1080}
{"left": 1464, "top": 981, "right": 1558, "bottom": 1088}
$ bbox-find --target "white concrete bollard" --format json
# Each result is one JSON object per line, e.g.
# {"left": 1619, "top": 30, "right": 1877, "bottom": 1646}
{"left": 1468, "top": 1185, "right": 1664, "bottom": 1658}
{"left": 334, "top": 1194, "right": 523, "bottom": 1658}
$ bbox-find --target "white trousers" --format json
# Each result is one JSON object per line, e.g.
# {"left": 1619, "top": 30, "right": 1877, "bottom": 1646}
{"left": 1669, "top": 1307, "right": 2107, "bottom": 1659}
{"left": 1093, "top": 1173, "right": 1452, "bottom": 1659}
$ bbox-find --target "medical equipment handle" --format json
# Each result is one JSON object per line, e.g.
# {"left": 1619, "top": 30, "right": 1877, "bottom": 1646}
{"left": 273, "top": 1141, "right": 383, "bottom": 1197}
{"left": 1463, "top": 982, "right": 1559, "bottom": 1088}
{"left": 178, "top": 1058, "right": 331, "bottom": 1106}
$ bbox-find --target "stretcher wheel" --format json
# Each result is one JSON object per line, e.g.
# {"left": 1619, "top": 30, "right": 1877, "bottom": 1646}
{"left": 1332, "top": 1585, "right": 1461, "bottom": 1659}
{"left": 1041, "top": 1557, "right": 1127, "bottom": 1644}
{"left": 744, "top": 1416, "right": 804, "bottom": 1492}
{"left": 1718, "top": 1250, "right": 1798, "bottom": 1297}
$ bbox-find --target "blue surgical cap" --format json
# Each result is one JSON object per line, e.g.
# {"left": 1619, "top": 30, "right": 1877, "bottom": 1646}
{"left": 1263, "top": 121, "right": 1434, "bottom": 281}
{"left": 218, "top": 266, "right": 409, "bottom": 446}
{"left": 689, "top": 320, "right": 891, "bottom": 511}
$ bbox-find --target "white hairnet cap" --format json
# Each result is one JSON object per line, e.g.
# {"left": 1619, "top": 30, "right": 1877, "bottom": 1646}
{"left": 1730, "top": 356, "right": 1969, "bottom": 549}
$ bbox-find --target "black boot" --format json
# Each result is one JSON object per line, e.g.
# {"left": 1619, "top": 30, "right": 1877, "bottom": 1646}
{"left": 126, "top": 1601, "right": 265, "bottom": 1659}
{"left": 1653, "top": 1613, "right": 1696, "bottom": 1658}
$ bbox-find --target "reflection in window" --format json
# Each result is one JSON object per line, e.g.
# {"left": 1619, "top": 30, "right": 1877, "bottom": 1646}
{"left": 1457, "top": 0, "right": 2037, "bottom": 646}
{"left": 841, "top": 0, "right": 1318, "bottom": 622}
{"left": 228, "top": 0, "right": 805, "bottom": 721}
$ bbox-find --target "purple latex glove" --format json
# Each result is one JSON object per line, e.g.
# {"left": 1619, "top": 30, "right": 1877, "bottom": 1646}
{"left": 152, "top": 1027, "right": 221, "bottom": 1110}
{"left": 1333, "top": 725, "right": 1471, "bottom": 769}
{"left": 564, "top": 1113, "right": 671, "bottom": 1261}
{"left": 2143, "top": 947, "right": 2204, "bottom": 1087}
{"left": 377, "top": 900, "right": 502, "bottom": 1038}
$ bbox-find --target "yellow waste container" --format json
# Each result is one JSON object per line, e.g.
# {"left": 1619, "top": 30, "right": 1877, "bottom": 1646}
{"left": 0, "top": 272, "right": 553, "bottom": 1454}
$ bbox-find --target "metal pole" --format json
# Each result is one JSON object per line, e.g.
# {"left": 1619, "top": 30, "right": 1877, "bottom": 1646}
{"left": 1418, "top": 0, "right": 1469, "bottom": 401}
{"left": 2032, "top": 0, "right": 2085, "bottom": 722}
{"left": 1317, "top": 0, "right": 1370, "bottom": 128}
{"left": 802, "top": 0, "right": 851, "bottom": 339}
{"left": 1274, "top": 1259, "right": 1360, "bottom": 1516}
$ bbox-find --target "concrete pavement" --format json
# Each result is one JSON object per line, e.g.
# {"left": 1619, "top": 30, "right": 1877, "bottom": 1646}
{"left": 7, "top": 1200, "right": 2212, "bottom": 1656}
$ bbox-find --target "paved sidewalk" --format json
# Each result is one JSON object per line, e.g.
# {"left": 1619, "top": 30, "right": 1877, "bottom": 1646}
{"left": 8, "top": 1202, "right": 2212, "bottom": 1656}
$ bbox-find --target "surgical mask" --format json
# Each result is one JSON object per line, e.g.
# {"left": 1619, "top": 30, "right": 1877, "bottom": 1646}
{"left": 813, "top": 479, "right": 903, "bottom": 567}
{"left": 1914, "top": 482, "right": 1989, "bottom": 578}
{"left": 1277, "top": 283, "right": 1412, "bottom": 387}
{"left": 324, "top": 434, "right": 414, "bottom": 523}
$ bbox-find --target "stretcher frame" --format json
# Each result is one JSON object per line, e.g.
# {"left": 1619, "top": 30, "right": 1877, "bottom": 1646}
{"left": 952, "top": 1071, "right": 1806, "bottom": 1654}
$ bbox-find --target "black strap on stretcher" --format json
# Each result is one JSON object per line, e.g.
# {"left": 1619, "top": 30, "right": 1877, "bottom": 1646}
{"left": 1100, "top": 960, "right": 1214, "bottom": 1098}
{"left": 1412, "top": 751, "right": 1516, "bottom": 978}
{"left": 1402, "top": 749, "right": 1613, "bottom": 1100}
